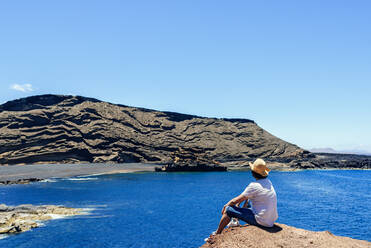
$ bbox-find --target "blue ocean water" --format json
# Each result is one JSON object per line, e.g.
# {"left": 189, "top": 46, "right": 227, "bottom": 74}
{"left": 0, "top": 170, "right": 370, "bottom": 247}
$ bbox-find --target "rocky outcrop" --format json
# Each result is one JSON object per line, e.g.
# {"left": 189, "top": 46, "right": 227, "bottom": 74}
{"left": 155, "top": 147, "right": 227, "bottom": 171}
{"left": 155, "top": 164, "right": 227, "bottom": 172}
{"left": 0, "top": 178, "right": 42, "bottom": 185}
{"left": 0, "top": 204, "right": 85, "bottom": 235}
{"left": 305, "top": 153, "right": 371, "bottom": 169}
{"left": 202, "top": 224, "right": 370, "bottom": 248}
{"left": 0, "top": 94, "right": 311, "bottom": 166}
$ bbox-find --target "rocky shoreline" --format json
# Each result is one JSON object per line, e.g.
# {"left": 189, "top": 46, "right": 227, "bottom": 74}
{"left": 0, "top": 153, "right": 369, "bottom": 185}
{"left": 0, "top": 204, "right": 86, "bottom": 235}
{"left": 305, "top": 152, "right": 371, "bottom": 169}
{"left": 223, "top": 152, "right": 371, "bottom": 171}
{"left": 201, "top": 223, "right": 370, "bottom": 248}
{"left": 0, "top": 163, "right": 156, "bottom": 185}
{"left": 0, "top": 178, "right": 43, "bottom": 185}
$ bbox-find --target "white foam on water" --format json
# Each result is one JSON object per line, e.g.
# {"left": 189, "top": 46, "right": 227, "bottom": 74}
{"left": 80, "top": 207, "right": 96, "bottom": 215}
{"left": 82, "top": 172, "right": 106, "bottom": 177}
{"left": 46, "top": 214, "right": 68, "bottom": 219}
{"left": 36, "top": 222, "right": 45, "bottom": 227}
{"left": 83, "top": 207, "right": 98, "bottom": 211}
{"left": 44, "top": 208, "right": 93, "bottom": 221}
{"left": 64, "top": 177, "right": 98, "bottom": 181}
{"left": 40, "top": 179, "right": 57, "bottom": 183}
{"left": 0, "top": 234, "right": 9, "bottom": 240}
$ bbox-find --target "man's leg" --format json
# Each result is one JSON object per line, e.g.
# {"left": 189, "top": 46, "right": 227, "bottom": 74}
{"left": 216, "top": 213, "right": 231, "bottom": 234}
{"left": 225, "top": 205, "right": 259, "bottom": 226}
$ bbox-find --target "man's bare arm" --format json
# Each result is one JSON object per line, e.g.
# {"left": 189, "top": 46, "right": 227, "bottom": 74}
{"left": 221, "top": 194, "right": 248, "bottom": 214}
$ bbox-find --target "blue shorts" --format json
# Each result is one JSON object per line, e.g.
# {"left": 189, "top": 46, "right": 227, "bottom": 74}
{"left": 225, "top": 205, "right": 259, "bottom": 226}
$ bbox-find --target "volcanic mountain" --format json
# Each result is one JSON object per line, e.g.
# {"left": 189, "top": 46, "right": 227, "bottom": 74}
{"left": 0, "top": 94, "right": 310, "bottom": 165}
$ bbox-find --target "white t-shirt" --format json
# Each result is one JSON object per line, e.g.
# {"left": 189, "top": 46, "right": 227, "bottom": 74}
{"left": 241, "top": 178, "right": 278, "bottom": 227}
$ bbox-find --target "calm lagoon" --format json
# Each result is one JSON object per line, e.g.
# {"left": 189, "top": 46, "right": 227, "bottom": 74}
{"left": 0, "top": 170, "right": 370, "bottom": 247}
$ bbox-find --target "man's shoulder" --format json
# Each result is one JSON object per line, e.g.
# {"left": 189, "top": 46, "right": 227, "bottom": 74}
{"left": 247, "top": 181, "right": 260, "bottom": 189}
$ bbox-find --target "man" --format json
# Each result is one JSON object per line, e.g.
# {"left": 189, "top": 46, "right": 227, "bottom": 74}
{"left": 215, "top": 158, "right": 278, "bottom": 235}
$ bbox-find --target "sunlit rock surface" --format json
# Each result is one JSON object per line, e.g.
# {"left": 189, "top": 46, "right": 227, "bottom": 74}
{"left": 201, "top": 223, "right": 370, "bottom": 248}
{"left": 0, "top": 204, "right": 85, "bottom": 234}
{"left": 0, "top": 94, "right": 309, "bottom": 166}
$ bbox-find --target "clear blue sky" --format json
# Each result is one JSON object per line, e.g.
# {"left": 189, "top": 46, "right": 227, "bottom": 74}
{"left": 1, "top": 1, "right": 370, "bottom": 153}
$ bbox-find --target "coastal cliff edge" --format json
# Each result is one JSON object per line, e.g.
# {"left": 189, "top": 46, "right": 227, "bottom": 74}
{"left": 201, "top": 223, "right": 370, "bottom": 248}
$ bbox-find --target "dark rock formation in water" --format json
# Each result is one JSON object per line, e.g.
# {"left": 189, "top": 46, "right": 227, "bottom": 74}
{"left": 0, "top": 178, "right": 42, "bottom": 185}
{"left": 308, "top": 153, "right": 371, "bottom": 169}
{"left": 0, "top": 94, "right": 311, "bottom": 167}
{"left": 279, "top": 153, "right": 371, "bottom": 170}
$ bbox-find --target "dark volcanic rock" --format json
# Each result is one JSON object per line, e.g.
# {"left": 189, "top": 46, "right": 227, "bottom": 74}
{"left": 0, "top": 94, "right": 310, "bottom": 166}
{"left": 155, "top": 147, "right": 227, "bottom": 171}
{"left": 0, "top": 178, "right": 42, "bottom": 185}
{"left": 282, "top": 152, "right": 371, "bottom": 170}
{"left": 309, "top": 153, "right": 371, "bottom": 169}
{"left": 155, "top": 164, "right": 227, "bottom": 172}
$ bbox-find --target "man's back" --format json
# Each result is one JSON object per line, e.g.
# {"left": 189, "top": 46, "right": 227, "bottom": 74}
{"left": 242, "top": 178, "right": 278, "bottom": 227}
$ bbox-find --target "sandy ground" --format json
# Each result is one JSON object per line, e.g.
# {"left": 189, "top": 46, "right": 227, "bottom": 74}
{"left": 0, "top": 163, "right": 157, "bottom": 182}
{"left": 201, "top": 223, "right": 370, "bottom": 248}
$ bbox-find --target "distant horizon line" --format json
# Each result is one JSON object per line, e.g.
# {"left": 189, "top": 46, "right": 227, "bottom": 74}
{"left": 309, "top": 147, "right": 371, "bottom": 156}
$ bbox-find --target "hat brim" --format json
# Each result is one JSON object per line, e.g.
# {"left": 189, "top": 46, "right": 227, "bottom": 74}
{"left": 249, "top": 162, "right": 270, "bottom": 176}
{"left": 249, "top": 162, "right": 256, "bottom": 172}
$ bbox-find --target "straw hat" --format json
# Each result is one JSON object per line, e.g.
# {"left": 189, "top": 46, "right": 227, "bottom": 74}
{"left": 249, "top": 158, "right": 270, "bottom": 177}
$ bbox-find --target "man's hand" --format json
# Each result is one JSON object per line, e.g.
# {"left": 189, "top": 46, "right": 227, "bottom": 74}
{"left": 222, "top": 194, "right": 248, "bottom": 215}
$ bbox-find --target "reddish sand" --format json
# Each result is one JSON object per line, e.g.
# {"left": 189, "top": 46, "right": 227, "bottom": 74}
{"left": 201, "top": 224, "right": 370, "bottom": 248}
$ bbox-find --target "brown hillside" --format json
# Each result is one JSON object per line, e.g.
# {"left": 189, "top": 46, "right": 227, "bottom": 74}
{"left": 0, "top": 94, "right": 309, "bottom": 165}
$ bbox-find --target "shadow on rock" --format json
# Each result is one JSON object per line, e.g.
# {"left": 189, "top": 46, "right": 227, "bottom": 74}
{"left": 258, "top": 224, "right": 283, "bottom": 233}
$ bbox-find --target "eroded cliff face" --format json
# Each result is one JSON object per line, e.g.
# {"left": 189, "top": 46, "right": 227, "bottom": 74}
{"left": 0, "top": 94, "right": 310, "bottom": 165}
{"left": 201, "top": 224, "right": 370, "bottom": 248}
